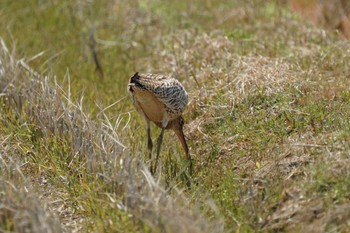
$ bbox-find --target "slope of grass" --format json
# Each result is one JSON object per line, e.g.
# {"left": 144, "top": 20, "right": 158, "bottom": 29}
{"left": 1, "top": 0, "right": 350, "bottom": 232}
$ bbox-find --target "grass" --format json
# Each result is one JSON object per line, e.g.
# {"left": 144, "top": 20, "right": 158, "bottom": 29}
{"left": 1, "top": 0, "right": 350, "bottom": 232}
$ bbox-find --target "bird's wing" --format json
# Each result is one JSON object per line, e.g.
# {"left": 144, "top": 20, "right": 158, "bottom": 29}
{"left": 139, "top": 74, "right": 189, "bottom": 114}
{"left": 153, "top": 83, "right": 188, "bottom": 113}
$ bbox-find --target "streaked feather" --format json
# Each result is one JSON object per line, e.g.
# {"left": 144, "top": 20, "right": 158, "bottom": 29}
{"left": 128, "top": 72, "right": 188, "bottom": 121}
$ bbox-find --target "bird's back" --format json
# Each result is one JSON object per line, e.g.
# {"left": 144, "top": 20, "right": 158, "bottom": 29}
{"left": 128, "top": 73, "right": 188, "bottom": 121}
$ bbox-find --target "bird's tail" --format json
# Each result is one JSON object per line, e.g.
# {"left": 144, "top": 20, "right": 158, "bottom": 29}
{"left": 129, "top": 72, "right": 146, "bottom": 90}
{"left": 130, "top": 72, "right": 139, "bottom": 84}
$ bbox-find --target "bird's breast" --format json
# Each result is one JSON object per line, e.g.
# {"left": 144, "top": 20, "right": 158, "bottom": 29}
{"left": 131, "top": 88, "right": 166, "bottom": 123}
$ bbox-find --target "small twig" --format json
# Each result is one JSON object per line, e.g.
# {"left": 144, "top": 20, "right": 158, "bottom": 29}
{"left": 97, "top": 95, "right": 128, "bottom": 116}
{"left": 288, "top": 143, "right": 342, "bottom": 150}
{"left": 231, "top": 177, "right": 267, "bottom": 183}
{"left": 88, "top": 27, "right": 104, "bottom": 79}
{"left": 285, "top": 168, "right": 298, "bottom": 180}
{"left": 190, "top": 70, "right": 201, "bottom": 88}
{"left": 18, "top": 60, "right": 41, "bottom": 78}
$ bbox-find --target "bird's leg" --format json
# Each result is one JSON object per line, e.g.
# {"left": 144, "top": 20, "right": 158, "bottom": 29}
{"left": 187, "top": 152, "right": 193, "bottom": 176}
{"left": 146, "top": 120, "right": 153, "bottom": 173}
{"left": 146, "top": 121, "right": 153, "bottom": 159}
{"left": 153, "top": 118, "right": 168, "bottom": 174}
{"left": 153, "top": 127, "right": 165, "bottom": 174}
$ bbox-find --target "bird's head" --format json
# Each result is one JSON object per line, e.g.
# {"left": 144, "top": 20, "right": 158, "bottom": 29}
{"left": 168, "top": 116, "right": 185, "bottom": 130}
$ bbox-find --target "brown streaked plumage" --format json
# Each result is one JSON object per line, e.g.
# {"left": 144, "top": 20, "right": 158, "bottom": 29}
{"left": 128, "top": 72, "right": 192, "bottom": 174}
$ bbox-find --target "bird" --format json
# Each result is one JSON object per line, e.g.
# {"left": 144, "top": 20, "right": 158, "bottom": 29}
{"left": 128, "top": 72, "right": 192, "bottom": 175}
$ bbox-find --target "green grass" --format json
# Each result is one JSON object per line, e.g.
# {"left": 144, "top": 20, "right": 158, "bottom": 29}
{"left": 1, "top": 0, "right": 350, "bottom": 232}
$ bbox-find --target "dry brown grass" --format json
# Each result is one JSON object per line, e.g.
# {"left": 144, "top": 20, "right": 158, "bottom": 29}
{"left": 0, "top": 133, "right": 63, "bottom": 233}
{"left": 0, "top": 39, "right": 223, "bottom": 232}
{"left": 2, "top": 1, "right": 350, "bottom": 232}
{"left": 131, "top": 6, "right": 350, "bottom": 230}
{"left": 258, "top": 132, "right": 350, "bottom": 231}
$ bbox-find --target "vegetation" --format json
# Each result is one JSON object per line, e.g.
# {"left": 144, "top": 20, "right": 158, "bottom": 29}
{"left": 1, "top": 0, "right": 350, "bottom": 232}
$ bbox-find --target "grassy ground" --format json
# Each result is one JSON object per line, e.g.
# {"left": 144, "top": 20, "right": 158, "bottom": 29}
{"left": 1, "top": 0, "right": 350, "bottom": 232}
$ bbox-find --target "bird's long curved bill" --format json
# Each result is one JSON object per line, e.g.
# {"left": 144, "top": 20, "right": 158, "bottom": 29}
{"left": 174, "top": 129, "right": 189, "bottom": 158}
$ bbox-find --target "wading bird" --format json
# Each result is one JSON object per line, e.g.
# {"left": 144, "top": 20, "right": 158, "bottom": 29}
{"left": 128, "top": 72, "right": 192, "bottom": 175}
